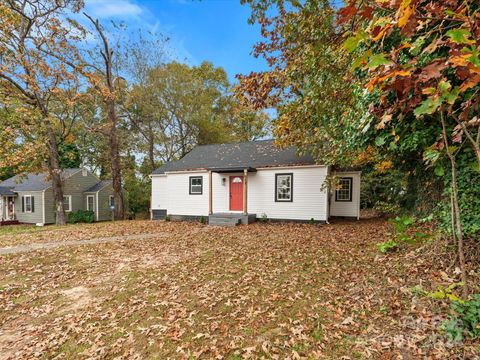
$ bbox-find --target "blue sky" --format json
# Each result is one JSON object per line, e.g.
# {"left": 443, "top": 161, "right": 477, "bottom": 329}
{"left": 84, "top": 0, "right": 268, "bottom": 82}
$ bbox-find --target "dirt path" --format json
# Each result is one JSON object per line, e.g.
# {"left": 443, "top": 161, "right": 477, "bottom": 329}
{"left": 0, "top": 232, "right": 168, "bottom": 255}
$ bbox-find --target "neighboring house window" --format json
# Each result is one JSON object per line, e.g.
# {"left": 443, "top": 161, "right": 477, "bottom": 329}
{"left": 87, "top": 195, "right": 95, "bottom": 211}
{"left": 82, "top": 169, "right": 88, "bottom": 176}
{"left": 275, "top": 173, "right": 293, "bottom": 202}
{"left": 63, "top": 195, "right": 72, "bottom": 212}
{"left": 23, "top": 195, "right": 34, "bottom": 213}
{"left": 109, "top": 195, "right": 114, "bottom": 207}
{"left": 189, "top": 176, "right": 203, "bottom": 195}
{"left": 335, "top": 177, "right": 353, "bottom": 202}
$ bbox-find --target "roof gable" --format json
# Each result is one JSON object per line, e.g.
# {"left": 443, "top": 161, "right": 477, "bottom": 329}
{"left": 0, "top": 186, "right": 16, "bottom": 196}
{"left": 152, "top": 140, "right": 316, "bottom": 175}
{"left": 0, "top": 168, "right": 82, "bottom": 191}
{"left": 85, "top": 180, "right": 112, "bottom": 193}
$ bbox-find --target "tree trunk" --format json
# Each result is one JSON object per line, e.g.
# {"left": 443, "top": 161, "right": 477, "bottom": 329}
{"left": 449, "top": 156, "right": 468, "bottom": 297}
{"left": 84, "top": 14, "right": 125, "bottom": 221}
{"left": 108, "top": 102, "right": 124, "bottom": 220}
{"left": 44, "top": 118, "right": 66, "bottom": 225}
{"left": 148, "top": 130, "right": 155, "bottom": 173}
{"left": 441, "top": 111, "right": 467, "bottom": 297}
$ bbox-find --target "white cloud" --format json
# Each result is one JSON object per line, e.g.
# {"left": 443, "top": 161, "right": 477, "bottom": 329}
{"left": 85, "top": 0, "right": 143, "bottom": 18}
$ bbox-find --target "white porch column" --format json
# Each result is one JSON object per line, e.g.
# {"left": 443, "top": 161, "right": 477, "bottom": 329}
{"left": 0, "top": 197, "right": 3, "bottom": 221}
{"left": 243, "top": 169, "right": 248, "bottom": 215}
{"left": 208, "top": 170, "right": 213, "bottom": 215}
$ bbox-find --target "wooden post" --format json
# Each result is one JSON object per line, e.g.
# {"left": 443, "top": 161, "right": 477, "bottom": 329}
{"left": 208, "top": 170, "right": 213, "bottom": 215}
{"left": 243, "top": 169, "right": 248, "bottom": 215}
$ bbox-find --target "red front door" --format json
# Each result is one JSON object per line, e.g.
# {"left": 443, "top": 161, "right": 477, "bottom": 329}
{"left": 229, "top": 176, "right": 243, "bottom": 211}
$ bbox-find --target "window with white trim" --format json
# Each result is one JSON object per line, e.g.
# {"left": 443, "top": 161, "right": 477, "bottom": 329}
{"left": 63, "top": 195, "right": 72, "bottom": 212}
{"left": 275, "top": 173, "right": 293, "bottom": 202}
{"left": 87, "top": 195, "right": 95, "bottom": 211}
{"left": 189, "top": 176, "right": 203, "bottom": 195}
{"left": 335, "top": 177, "right": 353, "bottom": 202}
{"left": 25, "top": 195, "right": 33, "bottom": 212}
{"left": 109, "top": 195, "right": 114, "bottom": 207}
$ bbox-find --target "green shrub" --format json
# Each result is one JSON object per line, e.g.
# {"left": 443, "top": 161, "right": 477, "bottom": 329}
{"left": 392, "top": 215, "right": 416, "bottom": 243}
{"left": 199, "top": 215, "right": 206, "bottom": 224}
{"left": 259, "top": 213, "right": 268, "bottom": 223}
{"left": 67, "top": 210, "right": 94, "bottom": 224}
{"left": 309, "top": 217, "right": 315, "bottom": 225}
{"left": 376, "top": 215, "right": 428, "bottom": 253}
{"left": 374, "top": 200, "right": 401, "bottom": 217}
{"left": 442, "top": 294, "right": 480, "bottom": 342}
{"left": 436, "top": 152, "right": 480, "bottom": 238}
{"left": 165, "top": 214, "right": 171, "bottom": 222}
{"left": 377, "top": 240, "right": 399, "bottom": 253}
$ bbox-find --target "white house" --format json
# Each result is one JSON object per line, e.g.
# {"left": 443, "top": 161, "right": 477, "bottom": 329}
{"left": 150, "top": 140, "right": 360, "bottom": 225}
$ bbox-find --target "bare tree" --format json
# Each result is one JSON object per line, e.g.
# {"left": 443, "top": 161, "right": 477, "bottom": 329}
{"left": 83, "top": 13, "right": 125, "bottom": 220}
{"left": 0, "top": 0, "right": 84, "bottom": 225}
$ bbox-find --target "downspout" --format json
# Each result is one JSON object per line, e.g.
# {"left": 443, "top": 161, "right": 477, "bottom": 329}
{"left": 42, "top": 190, "right": 46, "bottom": 225}
{"left": 325, "top": 166, "right": 330, "bottom": 224}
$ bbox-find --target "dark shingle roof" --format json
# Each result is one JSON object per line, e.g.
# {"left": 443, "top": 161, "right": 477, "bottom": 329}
{"left": 85, "top": 180, "right": 112, "bottom": 193}
{"left": 0, "top": 186, "right": 16, "bottom": 196}
{"left": 152, "top": 140, "right": 316, "bottom": 175}
{"left": 0, "top": 169, "right": 82, "bottom": 191}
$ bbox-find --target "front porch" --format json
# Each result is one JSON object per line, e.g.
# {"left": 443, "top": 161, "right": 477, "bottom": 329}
{"left": 207, "top": 167, "right": 256, "bottom": 226}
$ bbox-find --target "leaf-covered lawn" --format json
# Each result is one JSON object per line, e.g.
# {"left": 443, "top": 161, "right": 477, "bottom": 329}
{"left": 0, "top": 221, "right": 186, "bottom": 247}
{"left": 0, "top": 219, "right": 477, "bottom": 359}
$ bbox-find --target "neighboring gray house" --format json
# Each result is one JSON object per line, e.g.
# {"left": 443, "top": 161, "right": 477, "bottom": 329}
{"left": 0, "top": 168, "right": 114, "bottom": 225}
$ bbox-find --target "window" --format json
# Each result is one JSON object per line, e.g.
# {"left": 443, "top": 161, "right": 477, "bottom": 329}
{"left": 335, "top": 177, "right": 353, "bottom": 202}
{"left": 87, "top": 195, "right": 95, "bottom": 211}
{"left": 189, "top": 176, "right": 203, "bottom": 195}
{"left": 109, "top": 195, "right": 114, "bottom": 207}
{"left": 82, "top": 169, "right": 88, "bottom": 177}
{"left": 24, "top": 195, "right": 33, "bottom": 213}
{"left": 63, "top": 195, "right": 72, "bottom": 212}
{"left": 275, "top": 173, "right": 293, "bottom": 202}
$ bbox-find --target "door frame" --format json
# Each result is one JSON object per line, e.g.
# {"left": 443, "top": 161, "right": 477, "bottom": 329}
{"left": 6, "top": 196, "right": 15, "bottom": 220}
{"left": 229, "top": 175, "right": 244, "bottom": 212}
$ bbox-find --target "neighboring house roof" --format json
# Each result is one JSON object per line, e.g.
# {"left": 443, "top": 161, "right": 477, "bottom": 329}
{"left": 85, "top": 180, "right": 112, "bottom": 193}
{"left": 152, "top": 140, "right": 316, "bottom": 175}
{"left": 0, "top": 186, "right": 16, "bottom": 196}
{"left": 0, "top": 168, "right": 82, "bottom": 191}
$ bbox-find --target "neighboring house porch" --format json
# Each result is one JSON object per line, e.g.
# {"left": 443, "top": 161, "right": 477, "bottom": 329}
{"left": 0, "top": 187, "right": 18, "bottom": 225}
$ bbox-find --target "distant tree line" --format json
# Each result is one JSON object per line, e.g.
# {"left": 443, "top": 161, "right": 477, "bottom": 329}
{"left": 0, "top": 0, "right": 270, "bottom": 222}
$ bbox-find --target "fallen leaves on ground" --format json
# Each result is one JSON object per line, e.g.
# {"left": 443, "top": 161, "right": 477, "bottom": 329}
{"left": 0, "top": 219, "right": 478, "bottom": 359}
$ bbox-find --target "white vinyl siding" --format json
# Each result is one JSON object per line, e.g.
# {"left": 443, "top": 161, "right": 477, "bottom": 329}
{"left": 329, "top": 171, "right": 361, "bottom": 219}
{"left": 151, "top": 175, "right": 168, "bottom": 210}
{"left": 166, "top": 171, "right": 209, "bottom": 216}
{"left": 247, "top": 167, "right": 328, "bottom": 220}
{"left": 152, "top": 166, "right": 330, "bottom": 221}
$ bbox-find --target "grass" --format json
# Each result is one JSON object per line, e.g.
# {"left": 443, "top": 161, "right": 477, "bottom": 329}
{"left": 0, "top": 224, "right": 47, "bottom": 236}
{"left": 0, "top": 219, "right": 478, "bottom": 359}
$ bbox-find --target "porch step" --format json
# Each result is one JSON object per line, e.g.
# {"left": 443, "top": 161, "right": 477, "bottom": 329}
{"left": 208, "top": 217, "right": 240, "bottom": 227}
{"left": 0, "top": 220, "right": 19, "bottom": 226}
